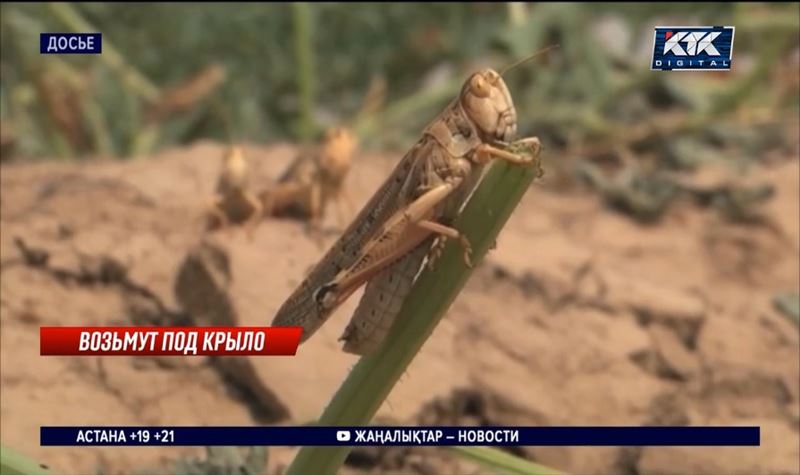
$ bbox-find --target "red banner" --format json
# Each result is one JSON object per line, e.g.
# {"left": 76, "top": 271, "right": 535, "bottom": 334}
{"left": 40, "top": 327, "right": 302, "bottom": 356}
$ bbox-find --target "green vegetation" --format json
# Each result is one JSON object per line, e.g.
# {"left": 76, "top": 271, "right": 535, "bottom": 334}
{"left": 2, "top": 3, "right": 795, "bottom": 160}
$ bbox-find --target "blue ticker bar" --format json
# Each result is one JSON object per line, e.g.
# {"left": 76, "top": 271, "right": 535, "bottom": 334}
{"left": 40, "top": 426, "right": 760, "bottom": 447}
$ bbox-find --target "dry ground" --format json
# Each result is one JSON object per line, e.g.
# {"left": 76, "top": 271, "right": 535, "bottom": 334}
{"left": 1, "top": 140, "right": 798, "bottom": 475}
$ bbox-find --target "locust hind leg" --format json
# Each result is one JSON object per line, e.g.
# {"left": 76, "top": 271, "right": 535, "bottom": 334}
{"left": 313, "top": 179, "right": 465, "bottom": 313}
{"left": 259, "top": 181, "right": 307, "bottom": 218}
{"left": 304, "top": 182, "right": 327, "bottom": 248}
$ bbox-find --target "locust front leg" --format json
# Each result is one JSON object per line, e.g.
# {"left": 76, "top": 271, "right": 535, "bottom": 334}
{"left": 335, "top": 188, "right": 357, "bottom": 229}
{"left": 418, "top": 219, "right": 473, "bottom": 269}
{"left": 202, "top": 196, "right": 229, "bottom": 233}
{"left": 475, "top": 137, "right": 541, "bottom": 166}
{"left": 305, "top": 182, "right": 327, "bottom": 247}
{"left": 242, "top": 191, "right": 264, "bottom": 240}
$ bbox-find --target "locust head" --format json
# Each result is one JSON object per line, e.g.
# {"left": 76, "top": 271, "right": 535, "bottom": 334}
{"left": 219, "top": 146, "right": 249, "bottom": 190}
{"left": 320, "top": 126, "right": 358, "bottom": 181}
{"left": 459, "top": 69, "right": 517, "bottom": 143}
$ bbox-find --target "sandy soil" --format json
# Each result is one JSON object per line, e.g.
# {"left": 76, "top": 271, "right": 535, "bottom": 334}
{"left": 1, "top": 140, "right": 798, "bottom": 475}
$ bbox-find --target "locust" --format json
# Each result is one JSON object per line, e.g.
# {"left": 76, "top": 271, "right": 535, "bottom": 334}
{"left": 259, "top": 126, "right": 358, "bottom": 230}
{"left": 205, "top": 145, "right": 264, "bottom": 238}
{"left": 270, "top": 66, "right": 543, "bottom": 355}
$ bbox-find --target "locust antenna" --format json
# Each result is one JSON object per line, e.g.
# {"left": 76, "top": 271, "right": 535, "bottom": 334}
{"left": 500, "top": 44, "right": 560, "bottom": 76}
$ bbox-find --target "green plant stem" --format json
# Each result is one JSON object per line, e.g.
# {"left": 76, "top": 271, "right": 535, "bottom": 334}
{"left": 292, "top": 2, "right": 316, "bottom": 143}
{"left": 449, "top": 446, "right": 566, "bottom": 475}
{"left": 48, "top": 2, "right": 160, "bottom": 102}
{"left": 0, "top": 446, "right": 58, "bottom": 475}
{"left": 285, "top": 153, "right": 544, "bottom": 475}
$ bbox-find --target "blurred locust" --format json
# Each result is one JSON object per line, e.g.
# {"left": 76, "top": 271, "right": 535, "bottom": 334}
{"left": 259, "top": 127, "right": 358, "bottom": 230}
{"left": 271, "top": 66, "right": 543, "bottom": 355}
{"left": 204, "top": 146, "right": 263, "bottom": 238}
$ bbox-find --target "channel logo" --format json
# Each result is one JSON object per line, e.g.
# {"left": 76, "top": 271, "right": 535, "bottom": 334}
{"left": 651, "top": 26, "right": 734, "bottom": 71}
{"left": 336, "top": 430, "right": 351, "bottom": 442}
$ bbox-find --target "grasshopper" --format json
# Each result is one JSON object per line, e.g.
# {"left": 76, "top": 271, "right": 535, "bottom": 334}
{"left": 271, "top": 67, "right": 542, "bottom": 355}
{"left": 205, "top": 146, "right": 264, "bottom": 238}
{"left": 259, "top": 126, "right": 358, "bottom": 230}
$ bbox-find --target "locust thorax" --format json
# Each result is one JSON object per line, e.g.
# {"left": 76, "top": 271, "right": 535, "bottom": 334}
{"left": 319, "top": 127, "right": 357, "bottom": 182}
{"left": 459, "top": 69, "right": 517, "bottom": 143}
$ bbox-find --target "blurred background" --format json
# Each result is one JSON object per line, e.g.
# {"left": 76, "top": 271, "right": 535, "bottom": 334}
{"left": 1, "top": 2, "right": 797, "bottom": 161}
{"left": 1, "top": 3, "right": 798, "bottom": 475}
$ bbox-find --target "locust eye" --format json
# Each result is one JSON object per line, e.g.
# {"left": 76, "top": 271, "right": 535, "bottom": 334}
{"left": 469, "top": 74, "right": 491, "bottom": 98}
